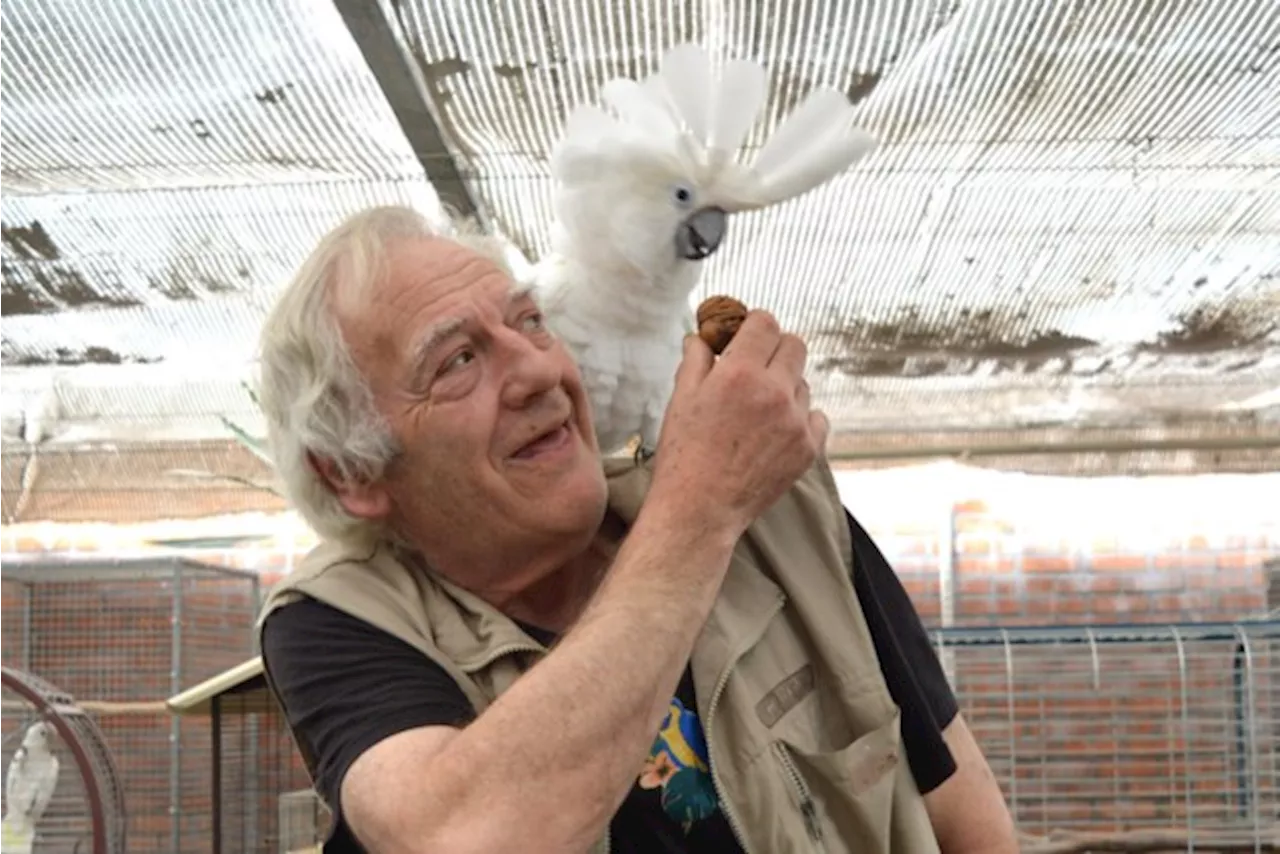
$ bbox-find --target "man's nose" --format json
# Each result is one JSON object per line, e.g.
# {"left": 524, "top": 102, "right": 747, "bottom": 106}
{"left": 497, "top": 329, "right": 562, "bottom": 407}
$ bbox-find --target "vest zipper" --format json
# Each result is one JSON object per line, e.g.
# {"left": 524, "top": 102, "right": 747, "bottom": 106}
{"left": 771, "top": 742, "right": 827, "bottom": 848}
{"left": 469, "top": 641, "right": 612, "bottom": 853}
{"left": 705, "top": 592, "right": 787, "bottom": 854}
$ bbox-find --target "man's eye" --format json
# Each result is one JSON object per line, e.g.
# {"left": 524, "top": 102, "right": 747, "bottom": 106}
{"left": 520, "top": 312, "right": 546, "bottom": 333}
{"left": 441, "top": 350, "right": 475, "bottom": 374}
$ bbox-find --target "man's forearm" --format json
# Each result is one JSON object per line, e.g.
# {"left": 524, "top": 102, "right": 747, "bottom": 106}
{"left": 405, "top": 500, "right": 739, "bottom": 852}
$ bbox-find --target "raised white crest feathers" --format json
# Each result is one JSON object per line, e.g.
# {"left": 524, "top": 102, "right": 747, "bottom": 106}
{"left": 550, "top": 42, "right": 880, "bottom": 213}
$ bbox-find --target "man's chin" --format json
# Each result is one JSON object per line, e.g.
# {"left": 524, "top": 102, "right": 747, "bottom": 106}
{"left": 533, "top": 469, "right": 610, "bottom": 535}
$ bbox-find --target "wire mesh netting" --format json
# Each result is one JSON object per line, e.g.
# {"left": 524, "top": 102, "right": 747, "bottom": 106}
{"left": 2, "top": 0, "right": 1277, "bottom": 447}
{"left": 211, "top": 691, "right": 325, "bottom": 854}
{"left": 935, "top": 621, "right": 1280, "bottom": 848}
{"left": 0, "top": 558, "right": 260, "bottom": 854}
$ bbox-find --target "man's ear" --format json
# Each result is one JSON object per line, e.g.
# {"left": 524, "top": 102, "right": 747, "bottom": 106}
{"left": 307, "top": 451, "right": 392, "bottom": 520}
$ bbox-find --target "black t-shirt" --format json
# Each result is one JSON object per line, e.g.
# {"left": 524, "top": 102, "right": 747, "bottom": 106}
{"left": 261, "top": 509, "right": 959, "bottom": 853}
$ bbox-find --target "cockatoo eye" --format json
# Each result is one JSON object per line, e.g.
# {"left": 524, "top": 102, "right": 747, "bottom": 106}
{"left": 672, "top": 184, "right": 695, "bottom": 208}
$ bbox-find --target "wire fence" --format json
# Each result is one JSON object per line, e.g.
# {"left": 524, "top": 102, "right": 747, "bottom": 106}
{"left": 934, "top": 620, "right": 1280, "bottom": 848}
{"left": 0, "top": 557, "right": 260, "bottom": 854}
{"left": 211, "top": 690, "right": 325, "bottom": 854}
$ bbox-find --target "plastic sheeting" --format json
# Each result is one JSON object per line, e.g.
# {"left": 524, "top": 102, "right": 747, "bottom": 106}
{"left": 2, "top": 0, "right": 1278, "bottom": 444}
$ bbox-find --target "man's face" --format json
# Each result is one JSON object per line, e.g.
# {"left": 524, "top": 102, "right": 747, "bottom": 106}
{"left": 335, "top": 235, "right": 608, "bottom": 585}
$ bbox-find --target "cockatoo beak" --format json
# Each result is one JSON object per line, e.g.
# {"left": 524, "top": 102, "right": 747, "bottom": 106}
{"left": 675, "top": 206, "right": 727, "bottom": 260}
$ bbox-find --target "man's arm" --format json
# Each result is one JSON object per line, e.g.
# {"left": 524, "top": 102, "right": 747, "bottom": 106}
{"left": 926, "top": 714, "right": 1020, "bottom": 853}
{"left": 845, "top": 509, "right": 1018, "bottom": 853}
{"left": 260, "top": 597, "right": 479, "bottom": 853}
{"left": 338, "top": 505, "right": 741, "bottom": 854}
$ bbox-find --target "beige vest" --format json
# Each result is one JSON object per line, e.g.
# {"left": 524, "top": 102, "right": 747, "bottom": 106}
{"left": 257, "top": 455, "right": 940, "bottom": 854}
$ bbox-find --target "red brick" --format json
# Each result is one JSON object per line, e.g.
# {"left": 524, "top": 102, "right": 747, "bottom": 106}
{"left": 1024, "top": 555, "right": 1073, "bottom": 573}
{"left": 956, "top": 556, "right": 1017, "bottom": 574}
{"left": 1154, "top": 554, "right": 1200, "bottom": 569}
{"left": 899, "top": 575, "right": 935, "bottom": 599}
{"left": 1091, "top": 554, "right": 1148, "bottom": 571}
{"left": 1084, "top": 573, "right": 1127, "bottom": 593}
{"left": 1216, "top": 551, "right": 1253, "bottom": 569}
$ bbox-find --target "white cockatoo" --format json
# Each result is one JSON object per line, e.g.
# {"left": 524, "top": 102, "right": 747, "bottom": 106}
{"left": 2, "top": 721, "right": 59, "bottom": 854}
{"left": 530, "top": 42, "right": 879, "bottom": 457}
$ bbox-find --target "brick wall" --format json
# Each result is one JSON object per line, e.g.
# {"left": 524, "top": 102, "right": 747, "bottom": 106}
{"left": 2, "top": 465, "right": 1277, "bottom": 846}
{"left": 880, "top": 499, "right": 1273, "bottom": 628}
{"left": 0, "top": 569, "right": 259, "bottom": 854}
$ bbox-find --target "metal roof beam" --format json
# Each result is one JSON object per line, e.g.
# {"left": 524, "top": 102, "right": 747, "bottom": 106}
{"left": 330, "top": 0, "right": 489, "bottom": 228}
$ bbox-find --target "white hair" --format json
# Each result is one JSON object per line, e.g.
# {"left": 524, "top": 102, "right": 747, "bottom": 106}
{"left": 257, "top": 204, "right": 516, "bottom": 544}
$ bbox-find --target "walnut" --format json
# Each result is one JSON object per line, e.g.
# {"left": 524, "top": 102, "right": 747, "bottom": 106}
{"left": 696, "top": 295, "right": 748, "bottom": 355}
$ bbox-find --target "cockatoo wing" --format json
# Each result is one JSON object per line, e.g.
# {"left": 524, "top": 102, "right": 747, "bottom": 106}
{"left": 29, "top": 754, "right": 57, "bottom": 822}
{"left": 5, "top": 746, "right": 29, "bottom": 820}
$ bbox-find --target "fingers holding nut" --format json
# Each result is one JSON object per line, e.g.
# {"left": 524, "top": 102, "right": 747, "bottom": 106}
{"left": 696, "top": 295, "right": 748, "bottom": 355}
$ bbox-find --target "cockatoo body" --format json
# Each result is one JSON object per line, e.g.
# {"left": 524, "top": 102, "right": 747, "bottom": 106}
{"left": 2, "top": 721, "right": 59, "bottom": 853}
{"left": 531, "top": 42, "right": 879, "bottom": 456}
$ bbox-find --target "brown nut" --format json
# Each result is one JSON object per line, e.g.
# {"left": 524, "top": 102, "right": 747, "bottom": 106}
{"left": 696, "top": 295, "right": 748, "bottom": 355}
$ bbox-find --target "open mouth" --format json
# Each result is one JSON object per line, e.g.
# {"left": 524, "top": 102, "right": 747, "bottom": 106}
{"left": 512, "top": 419, "right": 572, "bottom": 460}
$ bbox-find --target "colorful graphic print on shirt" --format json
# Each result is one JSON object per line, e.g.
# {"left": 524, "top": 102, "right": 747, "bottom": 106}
{"left": 638, "top": 697, "right": 723, "bottom": 832}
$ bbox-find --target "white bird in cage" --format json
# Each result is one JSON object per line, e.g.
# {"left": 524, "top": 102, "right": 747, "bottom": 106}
{"left": 528, "top": 41, "right": 880, "bottom": 458}
{"left": 2, "top": 721, "right": 60, "bottom": 854}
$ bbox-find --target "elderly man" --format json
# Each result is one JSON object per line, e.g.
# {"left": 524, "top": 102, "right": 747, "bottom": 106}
{"left": 254, "top": 205, "right": 1018, "bottom": 854}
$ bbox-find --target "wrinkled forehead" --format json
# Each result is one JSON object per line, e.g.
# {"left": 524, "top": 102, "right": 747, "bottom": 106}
{"left": 333, "top": 234, "right": 530, "bottom": 363}
{"left": 335, "top": 234, "right": 508, "bottom": 320}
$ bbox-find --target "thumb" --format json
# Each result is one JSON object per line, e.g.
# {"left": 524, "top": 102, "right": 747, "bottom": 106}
{"left": 809, "top": 410, "right": 830, "bottom": 452}
{"left": 673, "top": 333, "right": 713, "bottom": 394}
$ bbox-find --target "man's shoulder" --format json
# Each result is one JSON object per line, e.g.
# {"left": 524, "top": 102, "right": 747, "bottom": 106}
{"left": 257, "top": 537, "right": 418, "bottom": 637}
{"left": 270, "top": 536, "right": 419, "bottom": 593}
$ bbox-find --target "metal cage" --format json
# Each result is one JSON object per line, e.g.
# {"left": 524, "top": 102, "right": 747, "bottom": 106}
{"left": 167, "top": 658, "right": 327, "bottom": 854}
{"left": 933, "top": 620, "right": 1280, "bottom": 849}
{"left": 1, "top": 666, "right": 128, "bottom": 854}
{"left": 0, "top": 557, "right": 260, "bottom": 854}
{"left": 210, "top": 682, "right": 323, "bottom": 853}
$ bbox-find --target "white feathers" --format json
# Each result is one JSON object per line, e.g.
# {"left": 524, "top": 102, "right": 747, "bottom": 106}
{"left": 2, "top": 721, "right": 60, "bottom": 853}
{"left": 706, "top": 60, "right": 769, "bottom": 155}
{"left": 551, "top": 42, "right": 879, "bottom": 209}
{"left": 536, "top": 42, "right": 881, "bottom": 456}
{"left": 746, "top": 88, "right": 880, "bottom": 206}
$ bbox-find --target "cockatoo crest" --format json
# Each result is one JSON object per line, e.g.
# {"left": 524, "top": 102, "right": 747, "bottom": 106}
{"left": 550, "top": 42, "right": 879, "bottom": 215}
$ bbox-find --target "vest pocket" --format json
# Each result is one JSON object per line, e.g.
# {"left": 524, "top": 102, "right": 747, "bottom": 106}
{"left": 770, "top": 708, "right": 902, "bottom": 852}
